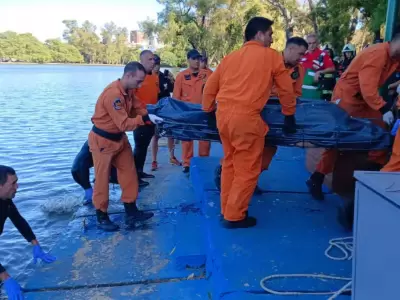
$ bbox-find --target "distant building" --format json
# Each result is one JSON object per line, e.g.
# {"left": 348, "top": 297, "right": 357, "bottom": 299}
{"left": 130, "top": 30, "right": 145, "bottom": 44}
{"left": 129, "top": 30, "right": 164, "bottom": 51}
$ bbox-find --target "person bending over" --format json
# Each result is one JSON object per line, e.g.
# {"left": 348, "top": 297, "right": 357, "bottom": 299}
{"left": 0, "top": 165, "right": 56, "bottom": 299}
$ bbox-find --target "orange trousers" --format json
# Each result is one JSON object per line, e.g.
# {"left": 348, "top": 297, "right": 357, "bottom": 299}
{"left": 219, "top": 145, "right": 277, "bottom": 171}
{"left": 218, "top": 113, "right": 267, "bottom": 221}
{"left": 88, "top": 132, "right": 138, "bottom": 212}
{"left": 382, "top": 126, "right": 400, "bottom": 172}
{"left": 182, "top": 140, "right": 211, "bottom": 167}
{"left": 315, "top": 98, "right": 387, "bottom": 175}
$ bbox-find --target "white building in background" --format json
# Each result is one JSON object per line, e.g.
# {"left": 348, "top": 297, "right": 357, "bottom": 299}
{"left": 129, "top": 30, "right": 164, "bottom": 51}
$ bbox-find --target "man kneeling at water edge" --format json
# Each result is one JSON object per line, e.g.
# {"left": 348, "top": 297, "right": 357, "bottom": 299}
{"left": 88, "top": 61, "right": 163, "bottom": 231}
{"left": 0, "top": 165, "right": 56, "bottom": 299}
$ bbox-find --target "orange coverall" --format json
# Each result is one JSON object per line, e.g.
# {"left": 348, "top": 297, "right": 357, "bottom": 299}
{"left": 315, "top": 42, "right": 400, "bottom": 175}
{"left": 173, "top": 68, "right": 212, "bottom": 167}
{"left": 381, "top": 125, "right": 400, "bottom": 172}
{"left": 217, "top": 61, "right": 305, "bottom": 171}
{"left": 262, "top": 63, "right": 305, "bottom": 170}
{"left": 135, "top": 73, "right": 160, "bottom": 105}
{"left": 203, "top": 41, "right": 296, "bottom": 221}
{"left": 89, "top": 80, "right": 148, "bottom": 212}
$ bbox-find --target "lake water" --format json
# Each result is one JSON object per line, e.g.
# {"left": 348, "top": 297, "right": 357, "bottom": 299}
{"left": 0, "top": 64, "right": 177, "bottom": 284}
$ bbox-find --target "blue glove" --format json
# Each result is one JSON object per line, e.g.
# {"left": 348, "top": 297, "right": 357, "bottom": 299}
{"left": 391, "top": 119, "right": 400, "bottom": 136}
{"left": 83, "top": 188, "right": 93, "bottom": 205}
{"left": 4, "top": 277, "right": 24, "bottom": 300}
{"left": 33, "top": 245, "right": 56, "bottom": 264}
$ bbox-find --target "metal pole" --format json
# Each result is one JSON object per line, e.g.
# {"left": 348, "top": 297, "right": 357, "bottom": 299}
{"left": 384, "top": 0, "right": 400, "bottom": 41}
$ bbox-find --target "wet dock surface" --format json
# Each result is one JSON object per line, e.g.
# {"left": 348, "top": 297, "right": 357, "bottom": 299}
{"left": 14, "top": 144, "right": 352, "bottom": 299}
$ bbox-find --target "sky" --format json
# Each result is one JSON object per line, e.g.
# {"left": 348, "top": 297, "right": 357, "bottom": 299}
{"left": 0, "top": 0, "right": 164, "bottom": 41}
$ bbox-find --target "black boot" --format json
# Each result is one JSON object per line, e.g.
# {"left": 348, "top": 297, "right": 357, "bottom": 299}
{"left": 222, "top": 215, "right": 257, "bottom": 229}
{"left": 214, "top": 165, "right": 222, "bottom": 191}
{"left": 337, "top": 200, "right": 354, "bottom": 231}
{"left": 306, "top": 172, "right": 325, "bottom": 201}
{"left": 139, "top": 171, "right": 155, "bottom": 179}
{"left": 254, "top": 185, "right": 263, "bottom": 195}
{"left": 139, "top": 178, "right": 150, "bottom": 188}
{"left": 183, "top": 166, "right": 190, "bottom": 174}
{"left": 96, "top": 210, "right": 119, "bottom": 232}
{"left": 124, "top": 202, "right": 154, "bottom": 226}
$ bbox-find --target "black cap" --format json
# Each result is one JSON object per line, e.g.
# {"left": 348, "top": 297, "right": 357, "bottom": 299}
{"left": 154, "top": 54, "right": 161, "bottom": 65}
{"left": 187, "top": 49, "right": 201, "bottom": 60}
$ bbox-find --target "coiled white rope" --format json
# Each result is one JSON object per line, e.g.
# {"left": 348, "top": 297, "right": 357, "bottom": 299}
{"left": 260, "top": 237, "right": 353, "bottom": 299}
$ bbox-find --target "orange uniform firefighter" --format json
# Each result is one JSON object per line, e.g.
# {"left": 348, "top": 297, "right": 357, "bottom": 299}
{"left": 88, "top": 62, "right": 163, "bottom": 231}
{"left": 214, "top": 37, "right": 308, "bottom": 194}
{"left": 173, "top": 49, "right": 212, "bottom": 173}
{"left": 132, "top": 50, "right": 160, "bottom": 187}
{"left": 307, "top": 35, "right": 400, "bottom": 201}
{"left": 382, "top": 119, "right": 400, "bottom": 172}
{"left": 203, "top": 17, "right": 297, "bottom": 229}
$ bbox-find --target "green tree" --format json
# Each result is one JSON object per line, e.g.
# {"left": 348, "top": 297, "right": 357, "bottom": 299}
{"left": 45, "top": 39, "right": 84, "bottom": 63}
{"left": 156, "top": 46, "right": 179, "bottom": 66}
{"left": 0, "top": 32, "right": 52, "bottom": 63}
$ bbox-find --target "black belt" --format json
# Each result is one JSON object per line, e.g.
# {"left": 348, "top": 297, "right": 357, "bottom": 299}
{"left": 92, "top": 125, "right": 123, "bottom": 142}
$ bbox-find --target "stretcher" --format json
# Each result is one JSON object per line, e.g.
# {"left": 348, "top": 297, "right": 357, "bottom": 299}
{"left": 147, "top": 97, "right": 391, "bottom": 150}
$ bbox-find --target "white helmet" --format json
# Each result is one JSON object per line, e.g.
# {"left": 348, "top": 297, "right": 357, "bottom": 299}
{"left": 342, "top": 44, "right": 356, "bottom": 53}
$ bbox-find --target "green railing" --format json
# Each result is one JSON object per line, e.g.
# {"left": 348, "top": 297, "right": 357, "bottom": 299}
{"left": 385, "top": 0, "right": 400, "bottom": 41}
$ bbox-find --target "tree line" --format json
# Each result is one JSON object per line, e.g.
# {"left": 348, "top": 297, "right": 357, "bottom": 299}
{"left": 0, "top": 0, "right": 389, "bottom": 67}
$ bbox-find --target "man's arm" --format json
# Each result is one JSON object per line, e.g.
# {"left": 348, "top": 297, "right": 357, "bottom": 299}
{"left": 104, "top": 91, "right": 149, "bottom": 131}
{"left": 129, "top": 90, "right": 148, "bottom": 117}
{"left": 359, "top": 54, "right": 391, "bottom": 112}
{"left": 202, "top": 64, "right": 222, "bottom": 112}
{"left": 314, "top": 55, "right": 336, "bottom": 81}
{"left": 172, "top": 73, "right": 183, "bottom": 100}
{"left": 321, "top": 54, "right": 336, "bottom": 74}
{"left": 8, "top": 201, "right": 37, "bottom": 244}
{"left": 272, "top": 52, "right": 297, "bottom": 116}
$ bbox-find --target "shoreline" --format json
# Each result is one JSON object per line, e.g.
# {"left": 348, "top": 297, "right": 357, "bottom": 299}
{"left": 0, "top": 62, "right": 178, "bottom": 68}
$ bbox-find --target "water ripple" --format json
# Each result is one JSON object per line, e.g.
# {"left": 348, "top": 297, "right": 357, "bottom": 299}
{"left": 0, "top": 64, "right": 141, "bottom": 284}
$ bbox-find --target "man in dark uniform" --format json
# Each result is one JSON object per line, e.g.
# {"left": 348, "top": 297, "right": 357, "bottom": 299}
{"left": 0, "top": 165, "right": 56, "bottom": 299}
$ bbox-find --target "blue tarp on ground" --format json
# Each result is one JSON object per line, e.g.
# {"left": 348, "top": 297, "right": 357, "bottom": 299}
{"left": 148, "top": 97, "right": 391, "bottom": 150}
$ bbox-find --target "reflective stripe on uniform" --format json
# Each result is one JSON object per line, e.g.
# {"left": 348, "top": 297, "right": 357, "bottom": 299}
{"left": 302, "top": 85, "right": 318, "bottom": 90}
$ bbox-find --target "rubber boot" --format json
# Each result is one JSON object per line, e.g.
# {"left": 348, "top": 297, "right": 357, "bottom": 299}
{"left": 337, "top": 200, "right": 354, "bottom": 231}
{"left": 222, "top": 216, "right": 257, "bottom": 229}
{"left": 254, "top": 185, "right": 263, "bottom": 195}
{"left": 139, "top": 171, "right": 155, "bottom": 179}
{"left": 96, "top": 210, "right": 119, "bottom": 232}
{"left": 139, "top": 178, "right": 149, "bottom": 188}
{"left": 306, "top": 172, "right": 325, "bottom": 201}
{"left": 124, "top": 202, "right": 154, "bottom": 226}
